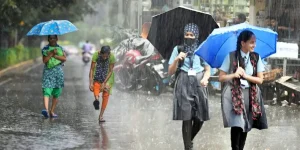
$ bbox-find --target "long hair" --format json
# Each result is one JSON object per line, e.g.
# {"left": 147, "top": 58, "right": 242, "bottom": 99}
{"left": 48, "top": 35, "right": 58, "bottom": 40}
{"left": 100, "top": 46, "right": 111, "bottom": 54}
{"left": 236, "top": 30, "right": 255, "bottom": 68}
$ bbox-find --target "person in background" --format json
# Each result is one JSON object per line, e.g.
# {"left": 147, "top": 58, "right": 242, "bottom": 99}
{"left": 41, "top": 35, "right": 67, "bottom": 118}
{"left": 82, "top": 40, "right": 93, "bottom": 55}
{"left": 235, "top": 13, "right": 247, "bottom": 24}
{"left": 264, "top": 16, "right": 271, "bottom": 27}
{"left": 269, "top": 17, "right": 278, "bottom": 32}
{"left": 89, "top": 46, "right": 116, "bottom": 123}
{"left": 278, "top": 5, "right": 294, "bottom": 39}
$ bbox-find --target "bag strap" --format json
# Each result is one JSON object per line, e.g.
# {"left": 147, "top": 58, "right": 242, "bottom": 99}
{"left": 177, "top": 45, "right": 184, "bottom": 67}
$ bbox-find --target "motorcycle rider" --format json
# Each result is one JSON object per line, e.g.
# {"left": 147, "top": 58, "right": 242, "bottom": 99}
{"left": 82, "top": 40, "right": 93, "bottom": 55}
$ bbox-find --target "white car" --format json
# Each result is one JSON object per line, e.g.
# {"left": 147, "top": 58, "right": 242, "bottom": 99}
{"left": 63, "top": 45, "right": 79, "bottom": 55}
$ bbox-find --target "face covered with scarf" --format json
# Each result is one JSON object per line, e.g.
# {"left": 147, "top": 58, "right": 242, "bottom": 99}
{"left": 183, "top": 23, "right": 200, "bottom": 56}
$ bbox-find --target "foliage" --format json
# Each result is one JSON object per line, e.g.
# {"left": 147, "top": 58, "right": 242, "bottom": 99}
{"left": 61, "top": 22, "right": 122, "bottom": 48}
{"left": 0, "top": 44, "right": 40, "bottom": 69}
{"left": 0, "top": 0, "right": 99, "bottom": 47}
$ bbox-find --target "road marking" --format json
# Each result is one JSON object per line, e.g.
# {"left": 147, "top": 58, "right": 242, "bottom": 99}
{"left": 0, "top": 78, "right": 12, "bottom": 86}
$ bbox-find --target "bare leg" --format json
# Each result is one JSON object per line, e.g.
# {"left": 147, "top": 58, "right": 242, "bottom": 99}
{"left": 50, "top": 97, "right": 58, "bottom": 115}
{"left": 44, "top": 96, "right": 50, "bottom": 111}
{"left": 99, "top": 91, "right": 109, "bottom": 121}
{"left": 94, "top": 95, "right": 100, "bottom": 100}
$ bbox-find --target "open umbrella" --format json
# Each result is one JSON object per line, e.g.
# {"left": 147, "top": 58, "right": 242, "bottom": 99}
{"left": 26, "top": 20, "right": 78, "bottom": 36}
{"left": 195, "top": 23, "right": 278, "bottom": 68}
{"left": 147, "top": 6, "right": 218, "bottom": 60}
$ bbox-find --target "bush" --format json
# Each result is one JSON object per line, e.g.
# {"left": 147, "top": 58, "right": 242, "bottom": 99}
{"left": 0, "top": 45, "right": 41, "bottom": 70}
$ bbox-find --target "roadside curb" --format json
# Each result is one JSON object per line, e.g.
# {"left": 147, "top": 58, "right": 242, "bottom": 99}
{"left": 0, "top": 57, "right": 42, "bottom": 77}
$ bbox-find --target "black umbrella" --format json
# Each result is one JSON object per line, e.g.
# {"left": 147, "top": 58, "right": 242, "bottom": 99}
{"left": 147, "top": 6, "right": 219, "bottom": 60}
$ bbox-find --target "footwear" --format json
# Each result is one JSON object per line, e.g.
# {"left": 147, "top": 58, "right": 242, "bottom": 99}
{"left": 41, "top": 109, "right": 49, "bottom": 118}
{"left": 50, "top": 113, "right": 58, "bottom": 118}
{"left": 93, "top": 100, "right": 100, "bottom": 110}
{"left": 99, "top": 117, "right": 106, "bottom": 123}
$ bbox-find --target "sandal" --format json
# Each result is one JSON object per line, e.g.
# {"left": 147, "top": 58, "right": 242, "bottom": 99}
{"left": 50, "top": 113, "right": 58, "bottom": 118}
{"left": 99, "top": 117, "right": 106, "bottom": 123}
{"left": 41, "top": 109, "right": 49, "bottom": 118}
{"left": 49, "top": 111, "right": 58, "bottom": 118}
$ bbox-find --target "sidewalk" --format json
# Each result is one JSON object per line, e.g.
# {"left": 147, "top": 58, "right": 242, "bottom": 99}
{"left": 0, "top": 57, "right": 42, "bottom": 78}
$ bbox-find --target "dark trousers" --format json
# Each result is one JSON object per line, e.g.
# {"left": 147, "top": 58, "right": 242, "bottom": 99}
{"left": 231, "top": 127, "right": 248, "bottom": 150}
{"left": 182, "top": 118, "right": 204, "bottom": 150}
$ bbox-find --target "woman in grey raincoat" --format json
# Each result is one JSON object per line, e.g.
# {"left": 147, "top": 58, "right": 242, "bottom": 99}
{"left": 218, "top": 30, "right": 268, "bottom": 150}
{"left": 168, "top": 23, "right": 211, "bottom": 150}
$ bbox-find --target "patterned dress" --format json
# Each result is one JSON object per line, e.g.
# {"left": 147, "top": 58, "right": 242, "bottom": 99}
{"left": 41, "top": 45, "right": 64, "bottom": 89}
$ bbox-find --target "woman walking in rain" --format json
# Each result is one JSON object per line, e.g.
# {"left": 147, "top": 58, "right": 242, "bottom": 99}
{"left": 218, "top": 30, "right": 268, "bottom": 150}
{"left": 168, "top": 23, "right": 211, "bottom": 150}
{"left": 89, "top": 46, "right": 115, "bottom": 123}
{"left": 41, "top": 35, "right": 66, "bottom": 118}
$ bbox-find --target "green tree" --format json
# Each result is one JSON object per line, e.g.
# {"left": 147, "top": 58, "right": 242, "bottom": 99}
{"left": 0, "top": 0, "right": 99, "bottom": 47}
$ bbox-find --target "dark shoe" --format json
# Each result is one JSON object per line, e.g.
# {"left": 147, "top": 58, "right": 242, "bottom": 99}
{"left": 93, "top": 100, "right": 100, "bottom": 110}
{"left": 41, "top": 109, "right": 49, "bottom": 118}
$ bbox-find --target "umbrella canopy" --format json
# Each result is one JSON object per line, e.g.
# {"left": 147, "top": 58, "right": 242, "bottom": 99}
{"left": 147, "top": 6, "right": 218, "bottom": 59}
{"left": 27, "top": 20, "right": 78, "bottom": 36}
{"left": 195, "top": 23, "right": 278, "bottom": 68}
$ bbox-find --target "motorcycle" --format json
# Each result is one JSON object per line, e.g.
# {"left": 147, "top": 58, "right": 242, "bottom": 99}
{"left": 82, "top": 52, "right": 92, "bottom": 65}
{"left": 113, "top": 49, "right": 168, "bottom": 96}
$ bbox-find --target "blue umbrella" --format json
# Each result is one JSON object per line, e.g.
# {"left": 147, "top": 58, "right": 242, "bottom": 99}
{"left": 27, "top": 20, "right": 78, "bottom": 36}
{"left": 195, "top": 23, "right": 278, "bottom": 68}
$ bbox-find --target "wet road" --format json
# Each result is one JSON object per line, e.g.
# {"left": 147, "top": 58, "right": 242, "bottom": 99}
{"left": 0, "top": 55, "right": 300, "bottom": 150}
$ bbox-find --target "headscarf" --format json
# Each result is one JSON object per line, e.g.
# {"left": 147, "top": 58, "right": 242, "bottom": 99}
{"left": 183, "top": 23, "right": 200, "bottom": 56}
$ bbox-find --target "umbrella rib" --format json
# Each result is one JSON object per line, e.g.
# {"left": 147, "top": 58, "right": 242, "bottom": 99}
{"left": 211, "top": 35, "right": 234, "bottom": 66}
{"left": 255, "top": 36, "right": 276, "bottom": 57}
{"left": 40, "top": 22, "right": 49, "bottom": 35}
{"left": 55, "top": 21, "right": 61, "bottom": 35}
